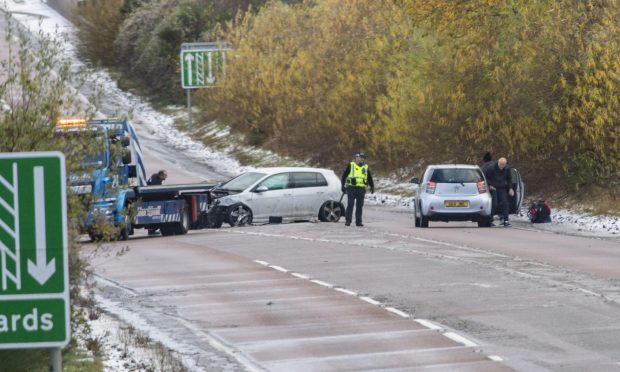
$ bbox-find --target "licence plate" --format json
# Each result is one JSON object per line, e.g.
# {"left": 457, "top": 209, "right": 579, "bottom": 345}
{"left": 444, "top": 200, "right": 469, "bottom": 207}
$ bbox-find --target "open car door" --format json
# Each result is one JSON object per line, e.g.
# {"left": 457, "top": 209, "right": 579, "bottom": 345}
{"left": 509, "top": 167, "right": 524, "bottom": 214}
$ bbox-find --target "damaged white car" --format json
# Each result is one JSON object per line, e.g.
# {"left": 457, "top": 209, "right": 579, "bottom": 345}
{"left": 206, "top": 167, "right": 346, "bottom": 227}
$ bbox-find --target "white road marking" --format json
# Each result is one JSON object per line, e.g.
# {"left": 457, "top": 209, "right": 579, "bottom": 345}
{"left": 269, "top": 265, "right": 288, "bottom": 273}
{"left": 414, "top": 318, "right": 443, "bottom": 331}
{"left": 488, "top": 355, "right": 504, "bottom": 362}
{"left": 334, "top": 288, "right": 357, "bottom": 296}
{"left": 310, "top": 279, "right": 333, "bottom": 288}
{"left": 385, "top": 307, "right": 410, "bottom": 318}
{"left": 443, "top": 332, "right": 477, "bottom": 347}
{"left": 291, "top": 273, "right": 310, "bottom": 280}
{"left": 254, "top": 260, "right": 269, "bottom": 266}
{"left": 360, "top": 296, "right": 381, "bottom": 306}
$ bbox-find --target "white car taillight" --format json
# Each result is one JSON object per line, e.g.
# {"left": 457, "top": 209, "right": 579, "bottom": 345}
{"left": 426, "top": 181, "right": 437, "bottom": 194}
{"left": 477, "top": 181, "right": 487, "bottom": 194}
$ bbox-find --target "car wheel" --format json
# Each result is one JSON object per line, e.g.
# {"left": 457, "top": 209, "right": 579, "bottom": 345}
{"left": 420, "top": 209, "right": 429, "bottom": 228}
{"left": 175, "top": 201, "right": 190, "bottom": 235}
{"left": 227, "top": 204, "right": 253, "bottom": 227}
{"left": 414, "top": 203, "right": 421, "bottom": 227}
{"left": 478, "top": 215, "right": 492, "bottom": 228}
{"left": 319, "top": 200, "right": 343, "bottom": 222}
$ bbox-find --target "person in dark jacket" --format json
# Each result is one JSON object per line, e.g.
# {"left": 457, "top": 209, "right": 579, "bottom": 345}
{"left": 481, "top": 151, "right": 496, "bottom": 217}
{"left": 147, "top": 170, "right": 167, "bottom": 185}
{"left": 484, "top": 157, "right": 514, "bottom": 226}
{"left": 341, "top": 152, "right": 374, "bottom": 227}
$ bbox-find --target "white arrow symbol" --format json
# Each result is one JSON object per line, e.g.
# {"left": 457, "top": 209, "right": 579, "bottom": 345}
{"left": 27, "top": 166, "right": 56, "bottom": 285}
{"left": 184, "top": 53, "right": 194, "bottom": 86}
{"left": 207, "top": 52, "right": 215, "bottom": 85}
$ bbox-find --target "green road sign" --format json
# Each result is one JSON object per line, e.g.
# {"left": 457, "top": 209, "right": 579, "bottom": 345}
{"left": 181, "top": 42, "right": 230, "bottom": 89}
{"left": 0, "top": 152, "right": 69, "bottom": 349}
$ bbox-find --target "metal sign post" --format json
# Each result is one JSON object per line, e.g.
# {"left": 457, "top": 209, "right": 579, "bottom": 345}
{"left": 0, "top": 152, "right": 70, "bottom": 369}
{"left": 180, "top": 42, "right": 230, "bottom": 127}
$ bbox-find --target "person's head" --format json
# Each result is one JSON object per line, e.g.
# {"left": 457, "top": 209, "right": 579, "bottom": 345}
{"left": 158, "top": 169, "right": 168, "bottom": 180}
{"left": 497, "top": 157, "right": 508, "bottom": 170}
{"left": 355, "top": 152, "right": 366, "bottom": 165}
{"left": 483, "top": 151, "right": 492, "bottom": 163}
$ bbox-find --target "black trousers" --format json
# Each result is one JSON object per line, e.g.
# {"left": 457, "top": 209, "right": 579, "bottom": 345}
{"left": 495, "top": 187, "right": 509, "bottom": 221}
{"left": 345, "top": 186, "right": 366, "bottom": 224}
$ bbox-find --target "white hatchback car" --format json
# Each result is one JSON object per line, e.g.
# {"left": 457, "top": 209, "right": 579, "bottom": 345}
{"left": 411, "top": 164, "right": 493, "bottom": 227}
{"left": 206, "top": 167, "right": 345, "bottom": 227}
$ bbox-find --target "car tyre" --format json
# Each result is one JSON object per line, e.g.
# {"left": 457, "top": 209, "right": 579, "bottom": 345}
{"left": 478, "top": 215, "right": 492, "bottom": 228}
{"left": 319, "top": 200, "right": 343, "bottom": 222}
{"left": 227, "top": 204, "right": 253, "bottom": 227}
{"left": 419, "top": 210, "right": 429, "bottom": 228}
{"left": 414, "top": 204, "right": 421, "bottom": 227}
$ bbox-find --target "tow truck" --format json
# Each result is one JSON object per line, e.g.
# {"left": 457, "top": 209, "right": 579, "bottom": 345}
{"left": 56, "top": 118, "right": 214, "bottom": 240}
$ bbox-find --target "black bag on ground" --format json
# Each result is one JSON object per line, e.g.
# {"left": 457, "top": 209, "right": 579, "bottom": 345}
{"left": 527, "top": 200, "right": 552, "bottom": 223}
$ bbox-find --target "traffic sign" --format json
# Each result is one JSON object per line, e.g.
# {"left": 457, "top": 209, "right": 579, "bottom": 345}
{"left": 180, "top": 42, "right": 230, "bottom": 89}
{"left": 0, "top": 152, "right": 69, "bottom": 349}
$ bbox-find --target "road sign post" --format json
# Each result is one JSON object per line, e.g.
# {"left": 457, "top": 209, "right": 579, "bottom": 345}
{"left": 0, "top": 152, "right": 69, "bottom": 358}
{"left": 180, "top": 42, "right": 230, "bottom": 127}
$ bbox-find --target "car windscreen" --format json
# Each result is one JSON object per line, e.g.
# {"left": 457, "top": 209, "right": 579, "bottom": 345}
{"left": 220, "top": 172, "right": 267, "bottom": 191}
{"left": 430, "top": 169, "right": 483, "bottom": 183}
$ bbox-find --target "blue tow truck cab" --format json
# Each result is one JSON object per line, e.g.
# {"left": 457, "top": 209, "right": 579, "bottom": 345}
{"left": 57, "top": 118, "right": 214, "bottom": 241}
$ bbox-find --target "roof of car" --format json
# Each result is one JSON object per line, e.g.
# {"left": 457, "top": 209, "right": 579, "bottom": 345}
{"left": 250, "top": 167, "right": 334, "bottom": 174}
{"left": 426, "top": 164, "right": 481, "bottom": 169}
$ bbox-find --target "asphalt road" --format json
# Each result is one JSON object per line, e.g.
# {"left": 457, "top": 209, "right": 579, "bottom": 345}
{"left": 87, "top": 204, "right": 620, "bottom": 372}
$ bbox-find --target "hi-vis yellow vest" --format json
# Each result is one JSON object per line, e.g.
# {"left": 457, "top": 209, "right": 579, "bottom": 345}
{"left": 346, "top": 162, "right": 368, "bottom": 187}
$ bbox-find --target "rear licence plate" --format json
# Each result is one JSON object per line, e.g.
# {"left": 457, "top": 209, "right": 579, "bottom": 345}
{"left": 444, "top": 200, "right": 469, "bottom": 207}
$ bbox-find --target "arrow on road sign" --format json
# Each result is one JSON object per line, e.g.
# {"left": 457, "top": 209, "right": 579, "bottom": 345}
{"left": 184, "top": 53, "right": 195, "bottom": 86}
{"left": 27, "top": 166, "right": 55, "bottom": 285}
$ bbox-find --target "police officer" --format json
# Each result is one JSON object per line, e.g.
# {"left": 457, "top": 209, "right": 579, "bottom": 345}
{"left": 341, "top": 152, "right": 374, "bottom": 226}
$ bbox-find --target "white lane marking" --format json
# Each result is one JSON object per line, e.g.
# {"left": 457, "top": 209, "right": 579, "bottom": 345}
{"left": 310, "top": 279, "right": 333, "bottom": 288}
{"left": 254, "top": 260, "right": 269, "bottom": 266}
{"left": 577, "top": 288, "right": 601, "bottom": 297}
{"left": 414, "top": 318, "right": 443, "bottom": 331}
{"left": 443, "top": 331, "right": 477, "bottom": 347}
{"left": 291, "top": 273, "right": 310, "bottom": 280}
{"left": 385, "top": 307, "right": 410, "bottom": 318}
{"left": 488, "top": 355, "right": 504, "bottom": 362}
{"left": 334, "top": 288, "right": 357, "bottom": 296}
{"left": 269, "top": 265, "right": 288, "bottom": 273}
{"left": 360, "top": 296, "right": 381, "bottom": 306}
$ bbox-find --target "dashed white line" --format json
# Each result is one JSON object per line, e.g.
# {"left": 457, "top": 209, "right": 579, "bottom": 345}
{"left": 443, "top": 331, "right": 477, "bottom": 347}
{"left": 488, "top": 355, "right": 504, "bottom": 362}
{"left": 254, "top": 260, "right": 269, "bottom": 266}
{"left": 360, "top": 296, "right": 381, "bottom": 306}
{"left": 334, "top": 288, "right": 357, "bottom": 296}
{"left": 414, "top": 318, "right": 443, "bottom": 331}
{"left": 310, "top": 279, "right": 333, "bottom": 288}
{"left": 385, "top": 307, "right": 410, "bottom": 318}
{"left": 269, "top": 265, "right": 288, "bottom": 273}
{"left": 291, "top": 273, "right": 310, "bottom": 280}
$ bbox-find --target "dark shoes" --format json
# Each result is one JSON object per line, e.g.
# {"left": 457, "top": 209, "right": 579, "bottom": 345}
{"left": 356, "top": 223, "right": 364, "bottom": 227}
{"left": 500, "top": 220, "right": 511, "bottom": 227}
{"left": 345, "top": 222, "right": 351, "bottom": 226}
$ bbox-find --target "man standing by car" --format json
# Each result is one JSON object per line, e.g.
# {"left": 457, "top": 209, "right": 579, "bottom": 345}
{"left": 484, "top": 157, "right": 514, "bottom": 226}
{"left": 341, "top": 152, "right": 374, "bottom": 227}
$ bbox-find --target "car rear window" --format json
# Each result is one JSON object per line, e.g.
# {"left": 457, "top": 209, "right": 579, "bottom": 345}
{"left": 430, "top": 169, "right": 483, "bottom": 183}
{"left": 292, "top": 172, "right": 328, "bottom": 188}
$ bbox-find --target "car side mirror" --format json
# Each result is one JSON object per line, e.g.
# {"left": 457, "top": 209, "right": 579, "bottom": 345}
{"left": 410, "top": 177, "right": 419, "bottom": 184}
{"left": 255, "top": 185, "right": 268, "bottom": 193}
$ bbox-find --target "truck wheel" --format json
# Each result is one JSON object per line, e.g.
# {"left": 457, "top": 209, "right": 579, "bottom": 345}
{"left": 175, "top": 202, "right": 190, "bottom": 235}
{"left": 227, "top": 204, "right": 252, "bottom": 227}
{"left": 319, "top": 200, "right": 343, "bottom": 222}
{"left": 119, "top": 211, "right": 132, "bottom": 241}
{"left": 160, "top": 225, "right": 175, "bottom": 236}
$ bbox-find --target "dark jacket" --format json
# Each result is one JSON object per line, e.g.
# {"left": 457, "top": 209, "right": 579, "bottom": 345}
{"left": 484, "top": 162, "right": 512, "bottom": 189}
{"left": 341, "top": 162, "right": 374, "bottom": 189}
{"left": 147, "top": 173, "right": 163, "bottom": 185}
